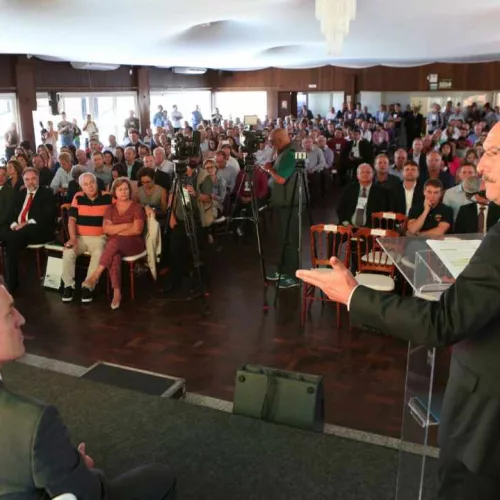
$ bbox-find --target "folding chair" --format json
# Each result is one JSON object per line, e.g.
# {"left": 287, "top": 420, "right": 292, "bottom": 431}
{"left": 302, "top": 224, "right": 352, "bottom": 328}
{"left": 354, "top": 228, "right": 399, "bottom": 292}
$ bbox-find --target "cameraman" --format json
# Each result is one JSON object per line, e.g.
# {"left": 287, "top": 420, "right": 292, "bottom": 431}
{"left": 163, "top": 158, "right": 213, "bottom": 293}
{"left": 264, "top": 128, "right": 300, "bottom": 289}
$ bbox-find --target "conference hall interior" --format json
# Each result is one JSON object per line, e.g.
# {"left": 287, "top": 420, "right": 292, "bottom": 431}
{"left": 1, "top": 0, "right": 499, "bottom": 498}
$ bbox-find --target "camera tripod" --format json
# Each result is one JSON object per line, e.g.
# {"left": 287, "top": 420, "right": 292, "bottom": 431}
{"left": 272, "top": 154, "right": 314, "bottom": 306}
{"left": 162, "top": 166, "right": 210, "bottom": 315}
{"left": 223, "top": 153, "right": 268, "bottom": 287}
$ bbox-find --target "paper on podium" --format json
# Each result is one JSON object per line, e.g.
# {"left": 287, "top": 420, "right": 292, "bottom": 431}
{"left": 426, "top": 238, "right": 482, "bottom": 278}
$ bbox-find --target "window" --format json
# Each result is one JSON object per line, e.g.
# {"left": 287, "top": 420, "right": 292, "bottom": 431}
{"left": 33, "top": 92, "right": 137, "bottom": 147}
{"left": 150, "top": 91, "right": 211, "bottom": 126}
{"left": 214, "top": 91, "right": 267, "bottom": 121}
{"left": 0, "top": 93, "right": 18, "bottom": 143}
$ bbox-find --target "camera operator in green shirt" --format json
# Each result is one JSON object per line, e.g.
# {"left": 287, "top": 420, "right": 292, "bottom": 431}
{"left": 264, "top": 128, "right": 301, "bottom": 289}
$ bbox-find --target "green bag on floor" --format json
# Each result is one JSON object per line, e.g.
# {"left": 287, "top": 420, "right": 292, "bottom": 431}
{"left": 233, "top": 365, "right": 324, "bottom": 432}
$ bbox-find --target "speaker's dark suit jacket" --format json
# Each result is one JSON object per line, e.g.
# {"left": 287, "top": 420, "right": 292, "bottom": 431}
{"left": 336, "top": 182, "right": 389, "bottom": 227}
{"left": 393, "top": 182, "right": 424, "bottom": 215}
{"left": 0, "top": 379, "right": 106, "bottom": 499}
{"left": 0, "top": 184, "right": 16, "bottom": 228}
{"left": 454, "top": 202, "right": 500, "bottom": 235}
{"left": 9, "top": 187, "right": 56, "bottom": 242}
{"left": 350, "top": 222, "right": 500, "bottom": 475}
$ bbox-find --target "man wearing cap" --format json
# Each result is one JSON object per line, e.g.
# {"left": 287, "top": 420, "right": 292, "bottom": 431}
{"left": 455, "top": 176, "right": 500, "bottom": 234}
{"left": 296, "top": 122, "right": 500, "bottom": 498}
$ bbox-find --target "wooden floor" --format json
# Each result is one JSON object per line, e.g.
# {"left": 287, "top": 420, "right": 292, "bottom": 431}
{"left": 14, "top": 201, "right": 449, "bottom": 441}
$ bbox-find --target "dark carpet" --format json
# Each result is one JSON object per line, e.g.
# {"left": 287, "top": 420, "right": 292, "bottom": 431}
{"left": 3, "top": 362, "right": 438, "bottom": 500}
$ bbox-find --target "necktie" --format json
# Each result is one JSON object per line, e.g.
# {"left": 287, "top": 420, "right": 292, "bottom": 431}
{"left": 20, "top": 193, "right": 34, "bottom": 224}
{"left": 355, "top": 187, "right": 367, "bottom": 227}
{"left": 478, "top": 206, "right": 486, "bottom": 234}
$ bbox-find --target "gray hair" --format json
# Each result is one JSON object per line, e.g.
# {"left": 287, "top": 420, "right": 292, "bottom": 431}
{"left": 153, "top": 147, "right": 165, "bottom": 158}
{"left": 78, "top": 171, "right": 97, "bottom": 187}
{"left": 71, "top": 166, "right": 86, "bottom": 182}
{"left": 356, "top": 163, "right": 373, "bottom": 175}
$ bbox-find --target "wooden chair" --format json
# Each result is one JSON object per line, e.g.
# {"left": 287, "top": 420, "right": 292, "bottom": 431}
{"left": 26, "top": 244, "right": 46, "bottom": 278}
{"left": 302, "top": 224, "right": 352, "bottom": 328}
{"left": 354, "top": 228, "right": 399, "bottom": 292}
{"left": 371, "top": 211, "right": 408, "bottom": 234}
{"left": 121, "top": 250, "right": 149, "bottom": 300}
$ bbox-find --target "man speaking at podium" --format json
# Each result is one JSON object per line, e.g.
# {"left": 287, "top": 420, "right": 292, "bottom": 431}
{"left": 296, "top": 122, "right": 500, "bottom": 500}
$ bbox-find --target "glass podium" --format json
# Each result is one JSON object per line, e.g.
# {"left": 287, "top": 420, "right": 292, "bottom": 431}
{"left": 377, "top": 234, "right": 484, "bottom": 500}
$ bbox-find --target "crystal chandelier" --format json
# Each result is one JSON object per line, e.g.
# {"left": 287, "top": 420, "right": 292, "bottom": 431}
{"left": 315, "top": 0, "right": 357, "bottom": 55}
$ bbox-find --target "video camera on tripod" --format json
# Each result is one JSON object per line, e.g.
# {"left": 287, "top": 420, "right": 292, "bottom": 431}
{"left": 240, "top": 115, "right": 265, "bottom": 160}
{"left": 171, "top": 130, "right": 201, "bottom": 175}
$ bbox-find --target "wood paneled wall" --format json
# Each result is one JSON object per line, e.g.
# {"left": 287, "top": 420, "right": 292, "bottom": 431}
{"left": 2, "top": 56, "right": 500, "bottom": 94}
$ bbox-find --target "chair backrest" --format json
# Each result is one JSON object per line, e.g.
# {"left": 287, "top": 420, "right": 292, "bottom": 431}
{"left": 60, "top": 203, "right": 71, "bottom": 242}
{"left": 310, "top": 224, "right": 352, "bottom": 268}
{"left": 371, "top": 211, "right": 408, "bottom": 233}
{"left": 355, "top": 227, "right": 399, "bottom": 274}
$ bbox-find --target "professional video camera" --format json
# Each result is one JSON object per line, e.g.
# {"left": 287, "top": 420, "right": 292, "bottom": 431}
{"left": 241, "top": 128, "right": 265, "bottom": 155}
{"left": 240, "top": 115, "right": 265, "bottom": 157}
{"left": 172, "top": 130, "right": 201, "bottom": 175}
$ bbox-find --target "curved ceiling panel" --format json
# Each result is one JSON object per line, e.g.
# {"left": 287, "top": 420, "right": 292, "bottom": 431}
{"left": 0, "top": 0, "right": 500, "bottom": 69}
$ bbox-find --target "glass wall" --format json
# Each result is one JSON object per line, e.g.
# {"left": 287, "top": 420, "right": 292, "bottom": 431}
{"left": 214, "top": 91, "right": 267, "bottom": 121}
{"left": 150, "top": 91, "right": 211, "bottom": 126}
{"left": 0, "top": 93, "right": 18, "bottom": 142}
{"left": 33, "top": 92, "right": 137, "bottom": 146}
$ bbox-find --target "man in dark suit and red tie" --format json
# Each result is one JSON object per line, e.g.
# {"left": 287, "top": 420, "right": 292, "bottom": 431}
{"left": 2, "top": 167, "right": 56, "bottom": 292}
{"left": 296, "top": 122, "right": 500, "bottom": 499}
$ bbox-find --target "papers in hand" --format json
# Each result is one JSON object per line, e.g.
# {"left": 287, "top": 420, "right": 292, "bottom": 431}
{"left": 426, "top": 239, "right": 482, "bottom": 279}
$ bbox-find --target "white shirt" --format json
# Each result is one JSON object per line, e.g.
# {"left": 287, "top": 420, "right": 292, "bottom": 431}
{"left": 12, "top": 189, "right": 38, "bottom": 227}
{"left": 171, "top": 111, "right": 183, "bottom": 128}
{"left": 157, "top": 160, "right": 174, "bottom": 175}
{"left": 361, "top": 130, "right": 372, "bottom": 142}
{"left": 326, "top": 112, "right": 336, "bottom": 121}
{"left": 50, "top": 167, "right": 73, "bottom": 192}
{"left": 351, "top": 141, "right": 360, "bottom": 158}
{"left": 403, "top": 182, "right": 416, "bottom": 215}
{"left": 477, "top": 204, "right": 488, "bottom": 234}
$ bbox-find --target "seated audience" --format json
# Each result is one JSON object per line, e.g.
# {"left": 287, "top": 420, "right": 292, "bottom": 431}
{"left": 394, "top": 160, "right": 423, "bottom": 216}
{"left": 142, "top": 154, "right": 171, "bottom": 192}
{"left": 124, "top": 146, "right": 143, "bottom": 180}
{"left": 115, "top": 146, "right": 125, "bottom": 165}
{"left": 336, "top": 163, "right": 389, "bottom": 228}
{"left": 6, "top": 159, "right": 23, "bottom": 192}
{"left": 83, "top": 178, "right": 146, "bottom": 310}
{"left": 136, "top": 167, "right": 168, "bottom": 221}
{"left": 66, "top": 166, "right": 106, "bottom": 203}
{"left": 3, "top": 168, "right": 56, "bottom": 292}
{"left": 61, "top": 172, "right": 113, "bottom": 303}
{"left": 109, "top": 163, "right": 127, "bottom": 191}
{"left": 455, "top": 177, "right": 500, "bottom": 234}
{"left": 50, "top": 152, "right": 74, "bottom": 197}
{"left": 215, "top": 150, "right": 239, "bottom": 192}
{"left": 0, "top": 282, "right": 177, "bottom": 499}
{"left": 407, "top": 179, "right": 452, "bottom": 236}
{"left": 421, "top": 151, "right": 455, "bottom": 190}
{"left": 31, "top": 153, "right": 54, "bottom": 187}
{"left": 439, "top": 141, "right": 461, "bottom": 177}
{"left": 443, "top": 163, "right": 477, "bottom": 221}
{"left": 92, "top": 151, "right": 112, "bottom": 186}
{"left": 373, "top": 154, "right": 401, "bottom": 201}
{"left": 154, "top": 147, "right": 174, "bottom": 176}
{"left": 389, "top": 148, "right": 407, "bottom": 180}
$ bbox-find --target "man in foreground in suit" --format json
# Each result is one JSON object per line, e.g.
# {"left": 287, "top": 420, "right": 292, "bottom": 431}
{"left": 455, "top": 176, "right": 500, "bottom": 235}
{"left": 0, "top": 280, "right": 177, "bottom": 499}
{"left": 3, "top": 168, "right": 56, "bottom": 293}
{"left": 296, "top": 122, "right": 500, "bottom": 499}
